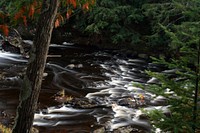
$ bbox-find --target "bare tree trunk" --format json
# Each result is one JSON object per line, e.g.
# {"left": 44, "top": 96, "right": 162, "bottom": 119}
{"left": 12, "top": 0, "right": 59, "bottom": 132}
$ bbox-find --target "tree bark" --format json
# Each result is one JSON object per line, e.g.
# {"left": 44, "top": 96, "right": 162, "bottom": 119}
{"left": 12, "top": 0, "right": 59, "bottom": 133}
{"left": 193, "top": 33, "right": 200, "bottom": 132}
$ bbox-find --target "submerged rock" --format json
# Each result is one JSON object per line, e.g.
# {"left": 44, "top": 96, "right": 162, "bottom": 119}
{"left": 93, "top": 125, "right": 147, "bottom": 133}
{"left": 1, "top": 29, "right": 31, "bottom": 56}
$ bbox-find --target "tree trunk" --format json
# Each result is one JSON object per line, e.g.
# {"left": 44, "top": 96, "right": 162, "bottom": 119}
{"left": 193, "top": 34, "right": 200, "bottom": 132}
{"left": 12, "top": 0, "right": 59, "bottom": 133}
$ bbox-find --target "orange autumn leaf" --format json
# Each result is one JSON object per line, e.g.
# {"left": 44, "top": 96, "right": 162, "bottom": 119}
{"left": 66, "top": 9, "right": 72, "bottom": 19}
{"left": 22, "top": 16, "right": 27, "bottom": 26}
{"left": 71, "top": 0, "right": 76, "bottom": 8}
{"left": 3, "top": 25, "right": 9, "bottom": 36}
{"left": 67, "top": 0, "right": 76, "bottom": 8}
{"left": 55, "top": 19, "right": 60, "bottom": 28}
{"left": 14, "top": 6, "right": 28, "bottom": 21}
{"left": 29, "top": 5, "right": 35, "bottom": 18}
{"left": 55, "top": 14, "right": 64, "bottom": 26}
{"left": 82, "top": 3, "right": 89, "bottom": 10}
{"left": 67, "top": 9, "right": 72, "bottom": 15}
{"left": 0, "top": 24, "right": 9, "bottom": 36}
{"left": 14, "top": 13, "right": 20, "bottom": 20}
{"left": 58, "top": 14, "right": 64, "bottom": 23}
{"left": 14, "top": 10, "right": 23, "bottom": 20}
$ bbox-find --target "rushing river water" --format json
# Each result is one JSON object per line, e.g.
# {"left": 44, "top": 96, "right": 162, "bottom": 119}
{"left": 0, "top": 41, "right": 169, "bottom": 133}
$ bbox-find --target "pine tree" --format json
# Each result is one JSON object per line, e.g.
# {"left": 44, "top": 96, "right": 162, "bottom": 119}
{"left": 142, "top": 0, "right": 200, "bottom": 132}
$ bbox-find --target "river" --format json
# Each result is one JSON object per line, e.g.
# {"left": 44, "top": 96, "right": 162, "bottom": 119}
{"left": 0, "top": 41, "right": 169, "bottom": 133}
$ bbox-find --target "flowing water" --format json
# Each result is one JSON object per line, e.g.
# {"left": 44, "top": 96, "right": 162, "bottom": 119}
{"left": 0, "top": 41, "right": 169, "bottom": 133}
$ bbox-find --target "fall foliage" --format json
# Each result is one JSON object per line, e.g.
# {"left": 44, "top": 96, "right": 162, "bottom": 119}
{"left": 0, "top": 24, "right": 9, "bottom": 36}
{"left": 0, "top": 0, "right": 95, "bottom": 36}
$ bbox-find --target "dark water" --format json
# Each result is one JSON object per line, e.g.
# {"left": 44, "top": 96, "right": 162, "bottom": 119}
{"left": 0, "top": 41, "right": 169, "bottom": 133}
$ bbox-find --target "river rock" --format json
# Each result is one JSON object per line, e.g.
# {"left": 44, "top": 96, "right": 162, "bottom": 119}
{"left": 138, "top": 54, "right": 148, "bottom": 59}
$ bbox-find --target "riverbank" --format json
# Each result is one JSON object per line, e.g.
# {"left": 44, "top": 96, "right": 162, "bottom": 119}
{"left": 16, "top": 25, "right": 169, "bottom": 59}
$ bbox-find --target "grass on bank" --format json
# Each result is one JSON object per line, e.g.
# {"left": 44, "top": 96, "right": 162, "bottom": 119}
{"left": 0, "top": 124, "right": 11, "bottom": 133}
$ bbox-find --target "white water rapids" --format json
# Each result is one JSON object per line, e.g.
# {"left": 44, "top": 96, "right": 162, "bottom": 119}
{"left": 0, "top": 41, "right": 170, "bottom": 132}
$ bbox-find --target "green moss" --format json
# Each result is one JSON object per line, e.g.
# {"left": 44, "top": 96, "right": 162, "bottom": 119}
{"left": 20, "top": 75, "right": 32, "bottom": 101}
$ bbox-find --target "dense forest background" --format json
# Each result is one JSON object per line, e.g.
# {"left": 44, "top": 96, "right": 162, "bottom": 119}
{"left": 9, "top": 0, "right": 179, "bottom": 56}
{"left": 47, "top": 0, "right": 195, "bottom": 57}
{"left": 2, "top": 0, "right": 198, "bottom": 57}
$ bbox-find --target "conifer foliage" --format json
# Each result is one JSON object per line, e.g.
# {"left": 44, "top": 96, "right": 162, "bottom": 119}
{"left": 143, "top": 0, "right": 200, "bottom": 132}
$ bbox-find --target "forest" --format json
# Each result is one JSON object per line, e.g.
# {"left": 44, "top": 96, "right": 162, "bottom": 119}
{"left": 0, "top": 0, "right": 199, "bottom": 133}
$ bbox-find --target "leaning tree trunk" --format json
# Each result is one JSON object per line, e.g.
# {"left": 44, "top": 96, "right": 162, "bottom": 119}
{"left": 12, "top": 0, "right": 59, "bottom": 132}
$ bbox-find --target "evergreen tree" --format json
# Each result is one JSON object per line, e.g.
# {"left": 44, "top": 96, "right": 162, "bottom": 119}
{"left": 142, "top": 0, "right": 200, "bottom": 132}
{"left": 74, "top": 0, "right": 146, "bottom": 46}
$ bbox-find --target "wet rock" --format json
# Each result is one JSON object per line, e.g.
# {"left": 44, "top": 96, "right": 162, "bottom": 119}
{"left": 16, "top": 25, "right": 35, "bottom": 40}
{"left": 54, "top": 95, "right": 104, "bottom": 109}
{"left": 2, "top": 41, "right": 21, "bottom": 54}
{"left": 93, "top": 125, "right": 147, "bottom": 133}
{"left": 138, "top": 54, "right": 148, "bottom": 59}
{"left": 113, "top": 126, "right": 146, "bottom": 133}
{"left": 71, "top": 98, "right": 100, "bottom": 108}
{"left": 93, "top": 127, "right": 106, "bottom": 133}
{"left": 117, "top": 98, "right": 138, "bottom": 108}
{"left": 149, "top": 96, "right": 168, "bottom": 106}
{"left": 31, "top": 127, "right": 39, "bottom": 133}
{"left": 1, "top": 29, "right": 31, "bottom": 56}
